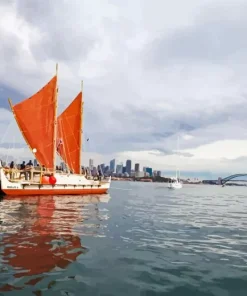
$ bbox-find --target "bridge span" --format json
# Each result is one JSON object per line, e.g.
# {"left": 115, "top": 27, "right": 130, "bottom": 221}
{"left": 220, "top": 174, "right": 247, "bottom": 185}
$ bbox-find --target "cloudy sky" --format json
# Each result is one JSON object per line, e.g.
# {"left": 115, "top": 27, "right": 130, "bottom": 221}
{"left": 1, "top": 0, "right": 247, "bottom": 177}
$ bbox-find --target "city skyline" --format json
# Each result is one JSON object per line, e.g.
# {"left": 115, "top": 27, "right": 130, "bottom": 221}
{"left": 88, "top": 158, "right": 164, "bottom": 178}
{"left": 85, "top": 158, "right": 235, "bottom": 180}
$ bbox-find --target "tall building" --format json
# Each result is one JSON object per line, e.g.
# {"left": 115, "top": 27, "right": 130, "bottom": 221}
{"left": 110, "top": 159, "right": 116, "bottom": 173}
{"left": 126, "top": 159, "right": 131, "bottom": 175}
{"left": 89, "top": 159, "right": 93, "bottom": 170}
{"left": 92, "top": 166, "right": 97, "bottom": 176}
{"left": 146, "top": 167, "right": 153, "bottom": 177}
{"left": 34, "top": 159, "right": 37, "bottom": 167}
{"left": 116, "top": 164, "right": 123, "bottom": 175}
{"left": 122, "top": 166, "right": 126, "bottom": 174}
{"left": 157, "top": 171, "right": 162, "bottom": 177}
{"left": 134, "top": 163, "right": 140, "bottom": 172}
{"left": 100, "top": 163, "right": 105, "bottom": 173}
{"left": 104, "top": 166, "right": 110, "bottom": 174}
{"left": 143, "top": 167, "right": 147, "bottom": 172}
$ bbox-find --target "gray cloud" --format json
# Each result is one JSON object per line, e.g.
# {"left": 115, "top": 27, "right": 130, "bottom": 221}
{"left": 15, "top": 0, "right": 96, "bottom": 63}
{"left": 145, "top": 2, "right": 247, "bottom": 67}
{"left": 0, "top": 85, "right": 24, "bottom": 109}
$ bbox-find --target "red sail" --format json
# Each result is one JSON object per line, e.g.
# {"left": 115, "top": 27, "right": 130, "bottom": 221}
{"left": 11, "top": 76, "right": 57, "bottom": 170}
{"left": 57, "top": 92, "right": 82, "bottom": 174}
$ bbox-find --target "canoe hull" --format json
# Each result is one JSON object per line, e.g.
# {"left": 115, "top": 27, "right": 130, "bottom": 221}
{"left": 0, "top": 168, "right": 111, "bottom": 197}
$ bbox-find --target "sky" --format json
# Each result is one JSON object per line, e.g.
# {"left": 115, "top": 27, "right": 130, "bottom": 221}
{"left": 1, "top": 0, "right": 247, "bottom": 178}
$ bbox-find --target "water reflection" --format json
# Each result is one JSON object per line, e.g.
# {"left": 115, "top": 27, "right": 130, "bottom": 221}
{"left": 0, "top": 194, "right": 111, "bottom": 292}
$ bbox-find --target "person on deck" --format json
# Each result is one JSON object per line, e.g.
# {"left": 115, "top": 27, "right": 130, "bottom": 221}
{"left": 20, "top": 161, "right": 26, "bottom": 170}
{"left": 9, "top": 161, "right": 15, "bottom": 179}
{"left": 27, "top": 160, "right": 33, "bottom": 166}
{"left": 97, "top": 165, "right": 102, "bottom": 181}
{"left": 25, "top": 160, "right": 33, "bottom": 180}
{"left": 19, "top": 161, "right": 26, "bottom": 179}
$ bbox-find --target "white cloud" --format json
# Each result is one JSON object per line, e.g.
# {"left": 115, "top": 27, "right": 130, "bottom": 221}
{"left": 185, "top": 140, "right": 247, "bottom": 160}
{"left": 116, "top": 140, "right": 247, "bottom": 174}
{"left": 1, "top": 0, "right": 247, "bottom": 174}
{"left": 182, "top": 134, "right": 194, "bottom": 141}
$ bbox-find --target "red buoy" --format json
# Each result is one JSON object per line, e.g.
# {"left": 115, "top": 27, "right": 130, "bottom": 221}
{"left": 41, "top": 176, "right": 50, "bottom": 184}
{"left": 49, "top": 175, "right": 57, "bottom": 185}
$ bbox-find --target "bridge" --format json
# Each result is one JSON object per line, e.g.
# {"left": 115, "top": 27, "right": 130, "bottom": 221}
{"left": 220, "top": 174, "right": 247, "bottom": 185}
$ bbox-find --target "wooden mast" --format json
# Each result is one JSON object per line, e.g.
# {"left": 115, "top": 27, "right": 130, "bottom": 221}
{"left": 53, "top": 63, "right": 58, "bottom": 172}
{"left": 79, "top": 80, "right": 84, "bottom": 174}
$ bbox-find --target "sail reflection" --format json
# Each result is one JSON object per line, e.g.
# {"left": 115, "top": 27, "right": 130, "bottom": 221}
{"left": 0, "top": 194, "right": 111, "bottom": 291}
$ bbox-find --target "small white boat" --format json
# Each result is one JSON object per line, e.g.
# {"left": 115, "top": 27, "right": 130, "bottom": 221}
{"left": 168, "top": 177, "right": 183, "bottom": 189}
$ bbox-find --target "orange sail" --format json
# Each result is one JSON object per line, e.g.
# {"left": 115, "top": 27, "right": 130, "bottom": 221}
{"left": 57, "top": 92, "right": 82, "bottom": 174}
{"left": 9, "top": 76, "right": 57, "bottom": 171}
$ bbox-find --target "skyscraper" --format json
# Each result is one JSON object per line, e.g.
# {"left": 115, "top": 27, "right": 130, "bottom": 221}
{"left": 146, "top": 167, "right": 153, "bottom": 177}
{"left": 100, "top": 163, "right": 105, "bottom": 173}
{"left": 89, "top": 159, "right": 93, "bottom": 170}
{"left": 92, "top": 166, "right": 97, "bottom": 176}
{"left": 126, "top": 159, "right": 131, "bottom": 175}
{"left": 110, "top": 159, "right": 116, "bottom": 173}
{"left": 104, "top": 166, "right": 110, "bottom": 173}
{"left": 134, "top": 163, "right": 140, "bottom": 172}
{"left": 116, "top": 163, "right": 123, "bottom": 175}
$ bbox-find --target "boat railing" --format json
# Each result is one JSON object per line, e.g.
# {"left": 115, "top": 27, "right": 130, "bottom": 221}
{"left": 2, "top": 167, "right": 111, "bottom": 184}
{"left": 2, "top": 167, "right": 42, "bottom": 183}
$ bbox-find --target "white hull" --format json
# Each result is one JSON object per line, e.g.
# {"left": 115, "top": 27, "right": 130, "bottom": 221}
{"left": 168, "top": 180, "right": 183, "bottom": 189}
{"left": 0, "top": 168, "right": 111, "bottom": 196}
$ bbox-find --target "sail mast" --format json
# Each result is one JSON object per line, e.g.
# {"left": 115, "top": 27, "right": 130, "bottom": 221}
{"left": 53, "top": 63, "right": 58, "bottom": 171}
{"left": 80, "top": 80, "right": 84, "bottom": 174}
{"left": 177, "top": 135, "right": 180, "bottom": 180}
{"left": 176, "top": 134, "right": 181, "bottom": 180}
{"left": 176, "top": 135, "right": 178, "bottom": 179}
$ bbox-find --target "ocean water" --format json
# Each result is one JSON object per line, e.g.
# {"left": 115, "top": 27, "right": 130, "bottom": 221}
{"left": 0, "top": 181, "right": 247, "bottom": 295}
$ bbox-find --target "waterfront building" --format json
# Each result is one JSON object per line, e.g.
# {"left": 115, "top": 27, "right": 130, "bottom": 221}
{"left": 146, "top": 167, "right": 153, "bottom": 177}
{"left": 89, "top": 159, "right": 93, "bottom": 170}
{"left": 123, "top": 166, "right": 126, "bottom": 174}
{"left": 116, "top": 164, "right": 123, "bottom": 175}
{"left": 110, "top": 159, "right": 116, "bottom": 173}
{"left": 134, "top": 163, "right": 140, "bottom": 172}
{"left": 126, "top": 160, "right": 131, "bottom": 175}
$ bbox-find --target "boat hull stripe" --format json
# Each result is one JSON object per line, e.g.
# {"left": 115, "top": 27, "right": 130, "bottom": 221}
{"left": 2, "top": 188, "right": 108, "bottom": 196}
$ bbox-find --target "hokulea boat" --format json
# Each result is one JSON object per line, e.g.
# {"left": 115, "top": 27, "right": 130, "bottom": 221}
{"left": 0, "top": 65, "right": 111, "bottom": 196}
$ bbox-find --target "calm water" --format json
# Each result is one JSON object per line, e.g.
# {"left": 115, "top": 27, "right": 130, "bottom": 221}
{"left": 1, "top": 181, "right": 247, "bottom": 295}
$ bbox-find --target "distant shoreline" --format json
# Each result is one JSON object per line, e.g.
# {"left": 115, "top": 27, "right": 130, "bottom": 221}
{"left": 111, "top": 177, "right": 201, "bottom": 184}
{"left": 111, "top": 178, "right": 247, "bottom": 186}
